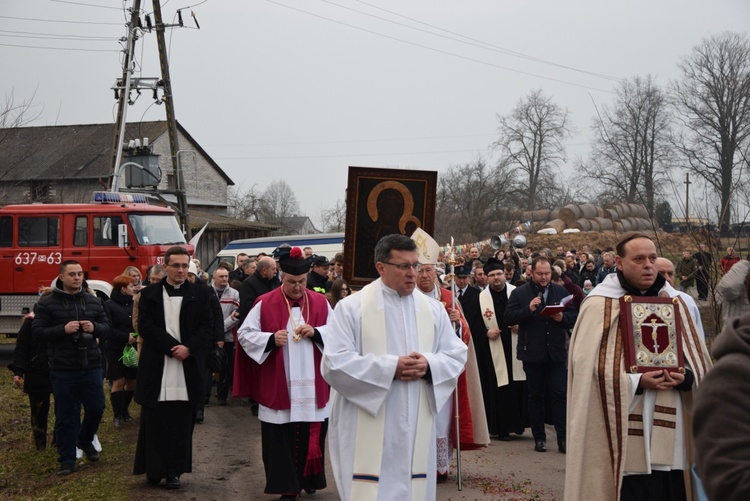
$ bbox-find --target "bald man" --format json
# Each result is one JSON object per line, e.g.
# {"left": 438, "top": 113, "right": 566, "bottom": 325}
{"left": 656, "top": 257, "right": 705, "bottom": 342}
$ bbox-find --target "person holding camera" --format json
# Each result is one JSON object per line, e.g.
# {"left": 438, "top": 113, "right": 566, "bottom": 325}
{"left": 32, "top": 260, "right": 110, "bottom": 476}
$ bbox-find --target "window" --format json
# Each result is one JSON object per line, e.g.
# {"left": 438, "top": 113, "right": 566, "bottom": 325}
{"left": 18, "top": 217, "right": 60, "bottom": 247}
{"left": 93, "top": 216, "right": 124, "bottom": 246}
{"left": 0, "top": 216, "right": 12, "bottom": 247}
{"left": 74, "top": 216, "right": 88, "bottom": 247}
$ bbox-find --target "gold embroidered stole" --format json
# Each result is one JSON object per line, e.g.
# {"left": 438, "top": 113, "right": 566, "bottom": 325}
{"left": 351, "top": 281, "right": 435, "bottom": 500}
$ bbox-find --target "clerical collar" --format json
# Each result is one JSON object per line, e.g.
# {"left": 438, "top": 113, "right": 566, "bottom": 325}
{"left": 382, "top": 282, "right": 410, "bottom": 298}
{"left": 164, "top": 280, "right": 186, "bottom": 296}
{"left": 616, "top": 270, "right": 665, "bottom": 297}
{"left": 418, "top": 286, "right": 440, "bottom": 300}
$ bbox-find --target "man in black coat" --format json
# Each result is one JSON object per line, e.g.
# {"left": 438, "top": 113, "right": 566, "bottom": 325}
{"left": 454, "top": 263, "right": 480, "bottom": 315}
{"left": 237, "top": 256, "right": 280, "bottom": 324}
{"left": 133, "top": 246, "right": 213, "bottom": 489}
{"left": 504, "top": 256, "right": 578, "bottom": 454}
{"left": 32, "top": 261, "right": 109, "bottom": 475}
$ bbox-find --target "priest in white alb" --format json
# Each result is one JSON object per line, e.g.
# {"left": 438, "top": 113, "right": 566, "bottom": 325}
{"left": 322, "top": 234, "right": 467, "bottom": 501}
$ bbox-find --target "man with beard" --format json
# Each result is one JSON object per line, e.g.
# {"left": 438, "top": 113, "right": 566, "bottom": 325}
{"left": 504, "top": 256, "right": 577, "bottom": 454}
{"left": 412, "top": 228, "right": 489, "bottom": 482}
{"left": 237, "top": 247, "right": 333, "bottom": 499}
{"left": 468, "top": 258, "right": 527, "bottom": 441}
{"left": 565, "top": 233, "right": 711, "bottom": 500}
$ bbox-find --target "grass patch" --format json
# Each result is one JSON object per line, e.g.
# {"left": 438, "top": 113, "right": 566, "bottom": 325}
{"left": 0, "top": 379, "right": 140, "bottom": 500}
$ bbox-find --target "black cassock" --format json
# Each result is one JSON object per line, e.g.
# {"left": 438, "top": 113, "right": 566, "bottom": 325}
{"left": 467, "top": 287, "right": 528, "bottom": 438}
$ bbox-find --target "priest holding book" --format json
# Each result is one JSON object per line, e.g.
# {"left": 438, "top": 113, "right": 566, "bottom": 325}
{"left": 565, "top": 232, "right": 711, "bottom": 501}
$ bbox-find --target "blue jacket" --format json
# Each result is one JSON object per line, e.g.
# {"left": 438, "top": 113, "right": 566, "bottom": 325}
{"left": 504, "top": 281, "right": 578, "bottom": 364}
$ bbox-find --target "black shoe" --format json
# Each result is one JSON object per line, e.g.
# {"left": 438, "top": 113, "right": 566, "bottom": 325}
{"left": 78, "top": 441, "right": 100, "bottom": 462}
{"left": 496, "top": 434, "right": 512, "bottom": 442}
{"left": 165, "top": 476, "right": 180, "bottom": 489}
{"left": 196, "top": 409, "right": 204, "bottom": 424}
{"left": 57, "top": 462, "right": 75, "bottom": 476}
{"left": 558, "top": 442, "right": 566, "bottom": 454}
{"left": 436, "top": 474, "right": 449, "bottom": 484}
{"left": 534, "top": 440, "right": 547, "bottom": 452}
{"left": 304, "top": 487, "right": 317, "bottom": 494}
{"left": 146, "top": 476, "right": 161, "bottom": 486}
{"left": 123, "top": 411, "right": 133, "bottom": 423}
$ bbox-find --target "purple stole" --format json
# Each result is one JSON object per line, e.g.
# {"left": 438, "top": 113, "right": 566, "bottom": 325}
{"left": 233, "top": 288, "right": 330, "bottom": 410}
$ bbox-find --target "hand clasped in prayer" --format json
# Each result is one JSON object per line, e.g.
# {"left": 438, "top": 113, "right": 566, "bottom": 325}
{"left": 395, "top": 352, "right": 429, "bottom": 381}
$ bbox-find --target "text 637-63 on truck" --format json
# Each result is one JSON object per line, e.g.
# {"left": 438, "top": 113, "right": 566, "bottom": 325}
{"left": 0, "top": 192, "right": 193, "bottom": 336}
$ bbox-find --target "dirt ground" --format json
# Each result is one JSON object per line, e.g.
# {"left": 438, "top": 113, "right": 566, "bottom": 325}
{"left": 130, "top": 398, "right": 564, "bottom": 501}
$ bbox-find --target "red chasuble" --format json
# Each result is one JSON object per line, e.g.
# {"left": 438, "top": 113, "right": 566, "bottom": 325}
{"left": 437, "top": 287, "right": 485, "bottom": 451}
{"left": 233, "top": 288, "right": 330, "bottom": 410}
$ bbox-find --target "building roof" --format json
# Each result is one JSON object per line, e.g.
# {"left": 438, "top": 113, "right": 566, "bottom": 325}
{"left": 0, "top": 121, "right": 233, "bottom": 185}
{"left": 278, "top": 216, "right": 321, "bottom": 234}
{"left": 189, "top": 209, "right": 280, "bottom": 232}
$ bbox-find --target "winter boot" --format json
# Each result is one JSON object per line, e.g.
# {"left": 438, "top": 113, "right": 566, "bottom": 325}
{"left": 110, "top": 391, "right": 124, "bottom": 428}
{"left": 122, "top": 390, "right": 135, "bottom": 422}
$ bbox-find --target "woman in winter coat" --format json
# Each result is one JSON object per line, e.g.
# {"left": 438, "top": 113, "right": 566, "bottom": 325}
{"left": 104, "top": 275, "right": 138, "bottom": 427}
{"left": 7, "top": 288, "right": 54, "bottom": 450}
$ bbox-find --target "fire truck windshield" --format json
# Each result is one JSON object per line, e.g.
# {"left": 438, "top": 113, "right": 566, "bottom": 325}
{"left": 128, "top": 214, "right": 187, "bottom": 245}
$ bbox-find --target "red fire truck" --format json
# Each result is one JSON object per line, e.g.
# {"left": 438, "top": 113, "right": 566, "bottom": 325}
{"left": 0, "top": 192, "right": 193, "bottom": 335}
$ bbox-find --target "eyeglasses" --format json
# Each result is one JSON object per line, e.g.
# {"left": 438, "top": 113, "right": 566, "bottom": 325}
{"left": 341, "top": 287, "right": 349, "bottom": 292}
{"left": 167, "top": 263, "right": 190, "bottom": 269}
{"left": 381, "top": 261, "right": 421, "bottom": 271}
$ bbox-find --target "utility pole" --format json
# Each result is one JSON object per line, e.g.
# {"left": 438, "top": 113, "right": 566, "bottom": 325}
{"left": 108, "top": 0, "right": 142, "bottom": 188}
{"left": 684, "top": 172, "right": 691, "bottom": 229}
{"left": 152, "top": 0, "right": 192, "bottom": 239}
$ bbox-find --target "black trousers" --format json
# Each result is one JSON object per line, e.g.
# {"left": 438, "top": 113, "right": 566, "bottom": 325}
{"left": 696, "top": 272, "right": 709, "bottom": 299}
{"left": 620, "top": 470, "right": 687, "bottom": 501}
{"left": 523, "top": 361, "right": 566, "bottom": 443}
{"left": 28, "top": 391, "right": 52, "bottom": 450}
{"left": 216, "top": 342, "right": 234, "bottom": 401}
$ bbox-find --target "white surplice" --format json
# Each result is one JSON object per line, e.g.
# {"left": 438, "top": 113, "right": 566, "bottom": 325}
{"left": 237, "top": 299, "right": 332, "bottom": 424}
{"left": 322, "top": 279, "right": 467, "bottom": 501}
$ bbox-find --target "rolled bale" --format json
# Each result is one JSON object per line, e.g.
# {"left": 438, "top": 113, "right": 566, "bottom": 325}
{"left": 560, "top": 204, "right": 582, "bottom": 225}
{"left": 614, "top": 221, "right": 624, "bottom": 233}
{"left": 524, "top": 209, "right": 551, "bottom": 222}
{"left": 573, "top": 218, "right": 591, "bottom": 231}
{"left": 586, "top": 219, "right": 600, "bottom": 232}
{"left": 619, "top": 218, "right": 632, "bottom": 231}
{"left": 595, "top": 206, "right": 607, "bottom": 218}
{"left": 616, "top": 203, "right": 631, "bottom": 219}
{"left": 631, "top": 204, "right": 649, "bottom": 219}
{"left": 604, "top": 208, "right": 619, "bottom": 221}
{"left": 549, "top": 209, "right": 559, "bottom": 220}
{"left": 594, "top": 217, "right": 613, "bottom": 231}
{"left": 542, "top": 218, "right": 566, "bottom": 234}
{"left": 579, "top": 204, "right": 599, "bottom": 219}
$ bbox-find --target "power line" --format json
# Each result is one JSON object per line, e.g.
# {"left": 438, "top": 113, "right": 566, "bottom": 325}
{"left": 0, "top": 14, "right": 122, "bottom": 26}
{"left": 0, "top": 32, "right": 117, "bottom": 42}
{"left": 207, "top": 133, "right": 495, "bottom": 148}
{"left": 49, "top": 0, "right": 123, "bottom": 9}
{"left": 0, "top": 29, "right": 116, "bottom": 40}
{"left": 217, "top": 148, "right": 484, "bottom": 161}
{"left": 326, "top": 0, "right": 623, "bottom": 83}
{"left": 0, "top": 42, "right": 116, "bottom": 52}
{"left": 263, "top": 0, "right": 614, "bottom": 94}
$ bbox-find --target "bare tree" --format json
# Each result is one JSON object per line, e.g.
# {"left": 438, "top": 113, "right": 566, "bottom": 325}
{"left": 319, "top": 198, "right": 346, "bottom": 233}
{"left": 435, "top": 157, "right": 518, "bottom": 243}
{"left": 493, "top": 89, "right": 573, "bottom": 210}
{"left": 227, "top": 183, "right": 265, "bottom": 221}
{"left": 583, "top": 75, "right": 673, "bottom": 214}
{"left": 671, "top": 31, "right": 750, "bottom": 230}
{"left": 260, "top": 180, "right": 301, "bottom": 229}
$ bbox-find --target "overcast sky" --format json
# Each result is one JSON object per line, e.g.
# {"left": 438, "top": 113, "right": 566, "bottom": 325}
{"left": 2, "top": 0, "right": 749, "bottom": 228}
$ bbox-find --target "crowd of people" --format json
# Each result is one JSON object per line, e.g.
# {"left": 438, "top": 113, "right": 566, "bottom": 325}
{"left": 6, "top": 231, "right": 750, "bottom": 500}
